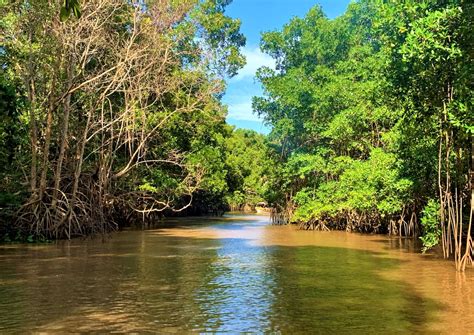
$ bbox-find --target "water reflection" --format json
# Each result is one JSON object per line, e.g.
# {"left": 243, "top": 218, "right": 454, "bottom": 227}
{"left": 267, "top": 246, "right": 440, "bottom": 334}
{"left": 194, "top": 238, "right": 276, "bottom": 332}
{"left": 0, "top": 214, "right": 472, "bottom": 333}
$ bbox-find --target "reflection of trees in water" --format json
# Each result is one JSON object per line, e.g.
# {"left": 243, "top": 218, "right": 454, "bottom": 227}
{"left": 267, "top": 246, "right": 441, "bottom": 334}
{"left": 0, "top": 233, "right": 223, "bottom": 332}
{"left": 384, "top": 237, "right": 421, "bottom": 254}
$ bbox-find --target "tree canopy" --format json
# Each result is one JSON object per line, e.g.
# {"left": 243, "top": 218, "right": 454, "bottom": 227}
{"left": 0, "top": 0, "right": 259, "bottom": 238}
{"left": 254, "top": 0, "right": 473, "bottom": 270}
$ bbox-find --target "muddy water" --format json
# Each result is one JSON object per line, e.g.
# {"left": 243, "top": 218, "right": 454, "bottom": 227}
{"left": 0, "top": 214, "right": 472, "bottom": 334}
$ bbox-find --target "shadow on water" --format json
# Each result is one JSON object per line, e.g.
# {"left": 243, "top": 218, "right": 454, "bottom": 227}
{"left": 371, "top": 236, "right": 450, "bottom": 264}
{"left": 0, "top": 227, "right": 444, "bottom": 334}
{"left": 266, "top": 245, "right": 442, "bottom": 334}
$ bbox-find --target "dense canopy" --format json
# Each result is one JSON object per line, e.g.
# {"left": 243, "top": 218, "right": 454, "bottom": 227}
{"left": 254, "top": 0, "right": 473, "bottom": 270}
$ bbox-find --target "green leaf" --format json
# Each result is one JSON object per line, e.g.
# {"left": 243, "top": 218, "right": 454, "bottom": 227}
{"left": 72, "top": 6, "right": 81, "bottom": 19}
{"left": 71, "top": 0, "right": 81, "bottom": 19}
{"left": 60, "top": 7, "right": 70, "bottom": 22}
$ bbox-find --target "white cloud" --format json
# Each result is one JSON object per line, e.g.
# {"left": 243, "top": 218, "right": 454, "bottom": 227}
{"left": 223, "top": 47, "right": 274, "bottom": 122}
{"left": 233, "top": 47, "right": 275, "bottom": 81}
{"left": 226, "top": 101, "right": 262, "bottom": 121}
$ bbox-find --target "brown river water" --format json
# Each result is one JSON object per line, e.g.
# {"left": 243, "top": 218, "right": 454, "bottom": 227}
{"left": 0, "top": 213, "right": 473, "bottom": 334}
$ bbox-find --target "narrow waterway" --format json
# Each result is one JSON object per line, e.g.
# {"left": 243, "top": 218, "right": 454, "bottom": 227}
{"left": 0, "top": 214, "right": 472, "bottom": 334}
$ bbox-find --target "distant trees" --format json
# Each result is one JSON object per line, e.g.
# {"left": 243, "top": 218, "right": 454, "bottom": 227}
{"left": 254, "top": 1, "right": 473, "bottom": 270}
{"left": 224, "top": 129, "right": 273, "bottom": 210}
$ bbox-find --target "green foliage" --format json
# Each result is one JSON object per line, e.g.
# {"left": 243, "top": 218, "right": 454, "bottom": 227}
{"left": 224, "top": 129, "right": 273, "bottom": 208}
{"left": 60, "top": 0, "right": 81, "bottom": 21}
{"left": 419, "top": 199, "right": 441, "bottom": 253}
{"left": 0, "top": 0, "right": 472, "bottom": 243}
{"left": 293, "top": 149, "right": 412, "bottom": 223}
{"left": 0, "top": 0, "right": 251, "bottom": 234}
{"left": 255, "top": 0, "right": 472, "bottom": 236}
{"left": 192, "top": 0, "right": 246, "bottom": 77}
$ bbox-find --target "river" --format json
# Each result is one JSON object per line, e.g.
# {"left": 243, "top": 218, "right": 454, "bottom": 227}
{"left": 0, "top": 213, "right": 473, "bottom": 334}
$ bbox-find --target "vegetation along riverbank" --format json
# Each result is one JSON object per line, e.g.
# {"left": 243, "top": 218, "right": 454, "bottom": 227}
{"left": 0, "top": 0, "right": 472, "bottom": 271}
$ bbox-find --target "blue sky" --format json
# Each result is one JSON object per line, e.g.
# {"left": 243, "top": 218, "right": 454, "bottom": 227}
{"left": 223, "top": 0, "right": 352, "bottom": 134}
